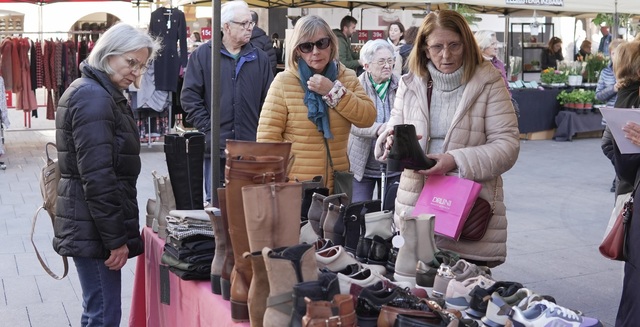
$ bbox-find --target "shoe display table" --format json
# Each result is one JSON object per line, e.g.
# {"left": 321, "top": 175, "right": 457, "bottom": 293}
{"left": 553, "top": 109, "right": 604, "bottom": 142}
{"left": 129, "top": 227, "right": 250, "bottom": 327}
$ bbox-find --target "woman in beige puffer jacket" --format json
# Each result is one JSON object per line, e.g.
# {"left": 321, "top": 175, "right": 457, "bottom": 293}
{"left": 375, "top": 10, "right": 520, "bottom": 267}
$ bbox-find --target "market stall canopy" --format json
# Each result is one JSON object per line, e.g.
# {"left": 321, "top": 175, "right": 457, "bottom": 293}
{"left": 176, "top": 0, "right": 638, "bottom": 16}
{"left": 0, "top": 0, "right": 130, "bottom": 2}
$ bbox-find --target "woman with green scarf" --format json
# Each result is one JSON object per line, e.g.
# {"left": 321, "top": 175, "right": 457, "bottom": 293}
{"left": 257, "top": 15, "right": 376, "bottom": 192}
{"left": 348, "top": 39, "right": 401, "bottom": 203}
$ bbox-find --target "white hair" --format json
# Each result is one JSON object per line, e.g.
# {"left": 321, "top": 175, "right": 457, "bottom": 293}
{"left": 221, "top": 0, "right": 249, "bottom": 27}
{"left": 474, "top": 30, "right": 496, "bottom": 50}
{"left": 359, "top": 39, "right": 394, "bottom": 64}
{"left": 86, "top": 22, "right": 160, "bottom": 75}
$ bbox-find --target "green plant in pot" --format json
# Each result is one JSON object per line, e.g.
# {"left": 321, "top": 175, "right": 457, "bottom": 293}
{"left": 584, "top": 54, "right": 608, "bottom": 84}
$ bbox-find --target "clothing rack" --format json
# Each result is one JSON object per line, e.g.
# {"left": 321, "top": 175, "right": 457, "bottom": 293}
{"left": 1, "top": 33, "right": 85, "bottom": 128}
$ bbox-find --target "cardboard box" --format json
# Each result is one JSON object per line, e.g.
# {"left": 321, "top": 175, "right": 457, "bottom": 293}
{"left": 520, "top": 129, "right": 555, "bottom": 140}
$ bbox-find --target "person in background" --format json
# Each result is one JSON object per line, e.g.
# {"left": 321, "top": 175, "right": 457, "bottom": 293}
{"left": 181, "top": 1, "right": 273, "bottom": 204}
{"left": 475, "top": 30, "right": 520, "bottom": 117}
{"left": 599, "top": 39, "right": 627, "bottom": 193}
{"left": 54, "top": 23, "right": 160, "bottom": 326}
{"left": 598, "top": 25, "right": 612, "bottom": 56}
{"left": 250, "top": 10, "right": 278, "bottom": 75}
{"left": 333, "top": 15, "right": 363, "bottom": 75}
{"left": 609, "top": 40, "right": 640, "bottom": 327}
{"left": 540, "top": 36, "right": 563, "bottom": 70}
{"left": 272, "top": 32, "right": 284, "bottom": 64}
{"left": 387, "top": 22, "right": 405, "bottom": 77}
{"left": 348, "top": 39, "right": 401, "bottom": 202}
{"left": 257, "top": 15, "right": 375, "bottom": 191}
{"left": 575, "top": 39, "right": 592, "bottom": 61}
{"left": 375, "top": 10, "right": 520, "bottom": 267}
{"left": 399, "top": 26, "right": 418, "bottom": 75}
{"left": 187, "top": 31, "right": 202, "bottom": 52}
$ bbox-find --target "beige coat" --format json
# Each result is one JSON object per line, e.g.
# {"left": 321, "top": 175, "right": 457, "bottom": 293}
{"left": 374, "top": 61, "right": 520, "bottom": 266}
{"left": 257, "top": 62, "right": 376, "bottom": 191}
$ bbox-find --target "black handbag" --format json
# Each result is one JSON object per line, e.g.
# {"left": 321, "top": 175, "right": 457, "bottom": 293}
{"left": 323, "top": 138, "right": 353, "bottom": 200}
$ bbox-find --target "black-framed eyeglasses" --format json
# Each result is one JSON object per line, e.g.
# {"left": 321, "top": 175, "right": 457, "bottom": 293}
{"left": 121, "top": 55, "right": 148, "bottom": 74}
{"left": 230, "top": 20, "right": 256, "bottom": 29}
{"left": 297, "top": 37, "right": 331, "bottom": 54}
{"left": 426, "top": 42, "right": 463, "bottom": 56}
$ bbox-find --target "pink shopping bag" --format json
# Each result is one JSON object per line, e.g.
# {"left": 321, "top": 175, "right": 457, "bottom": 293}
{"left": 412, "top": 175, "right": 482, "bottom": 240}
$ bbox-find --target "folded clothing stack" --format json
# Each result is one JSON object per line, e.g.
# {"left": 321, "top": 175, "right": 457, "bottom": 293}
{"left": 162, "top": 210, "right": 215, "bottom": 280}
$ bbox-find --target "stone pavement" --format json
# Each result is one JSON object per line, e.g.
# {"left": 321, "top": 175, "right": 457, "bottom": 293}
{"left": 0, "top": 108, "right": 623, "bottom": 326}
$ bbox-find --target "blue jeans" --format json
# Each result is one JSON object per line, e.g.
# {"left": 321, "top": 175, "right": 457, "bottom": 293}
{"left": 73, "top": 257, "right": 122, "bottom": 327}
{"left": 204, "top": 157, "right": 226, "bottom": 203}
{"left": 352, "top": 175, "right": 401, "bottom": 203}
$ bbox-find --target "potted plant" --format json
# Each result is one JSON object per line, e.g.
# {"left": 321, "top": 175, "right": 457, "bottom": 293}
{"left": 582, "top": 90, "right": 596, "bottom": 109}
{"left": 584, "top": 54, "right": 608, "bottom": 85}
{"left": 566, "top": 61, "right": 584, "bottom": 86}
{"left": 540, "top": 68, "right": 568, "bottom": 86}
{"left": 509, "top": 56, "right": 522, "bottom": 81}
{"left": 531, "top": 60, "right": 540, "bottom": 71}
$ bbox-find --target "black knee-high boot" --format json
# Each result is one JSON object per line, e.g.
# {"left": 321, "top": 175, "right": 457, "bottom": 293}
{"left": 164, "top": 132, "right": 205, "bottom": 209}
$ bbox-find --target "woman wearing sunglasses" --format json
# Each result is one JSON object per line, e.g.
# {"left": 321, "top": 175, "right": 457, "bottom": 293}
{"left": 257, "top": 15, "right": 376, "bottom": 192}
{"left": 375, "top": 10, "right": 519, "bottom": 271}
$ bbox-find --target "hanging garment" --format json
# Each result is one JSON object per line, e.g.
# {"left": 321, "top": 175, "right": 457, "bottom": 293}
{"left": 16, "top": 38, "right": 37, "bottom": 112}
{"left": 35, "top": 40, "right": 43, "bottom": 89}
{"left": 148, "top": 6, "right": 188, "bottom": 92}
{"left": 1, "top": 38, "right": 14, "bottom": 91}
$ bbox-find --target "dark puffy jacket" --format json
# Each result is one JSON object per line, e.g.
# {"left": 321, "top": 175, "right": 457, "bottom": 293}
{"left": 181, "top": 40, "right": 273, "bottom": 157}
{"left": 54, "top": 63, "right": 143, "bottom": 259}
{"left": 250, "top": 26, "right": 277, "bottom": 75}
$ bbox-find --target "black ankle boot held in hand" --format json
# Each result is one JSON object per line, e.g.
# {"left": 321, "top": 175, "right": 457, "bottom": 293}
{"left": 387, "top": 124, "right": 436, "bottom": 172}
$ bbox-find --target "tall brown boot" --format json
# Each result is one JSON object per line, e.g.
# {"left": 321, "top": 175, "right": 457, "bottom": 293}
{"left": 225, "top": 140, "right": 291, "bottom": 322}
{"left": 263, "top": 244, "right": 319, "bottom": 327}
{"left": 205, "top": 188, "right": 229, "bottom": 295}
{"left": 216, "top": 188, "right": 234, "bottom": 301}
{"left": 242, "top": 182, "right": 302, "bottom": 327}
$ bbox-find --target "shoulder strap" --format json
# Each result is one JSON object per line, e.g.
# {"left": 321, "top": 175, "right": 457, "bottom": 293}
{"left": 30, "top": 207, "right": 68, "bottom": 280}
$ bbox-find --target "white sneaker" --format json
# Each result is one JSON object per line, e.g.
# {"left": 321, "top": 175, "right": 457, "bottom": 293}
{"left": 481, "top": 287, "right": 533, "bottom": 327}
{"left": 316, "top": 245, "right": 386, "bottom": 275}
{"left": 337, "top": 268, "right": 386, "bottom": 294}
{"left": 509, "top": 300, "right": 603, "bottom": 327}
{"left": 444, "top": 275, "right": 495, "bottom": 310}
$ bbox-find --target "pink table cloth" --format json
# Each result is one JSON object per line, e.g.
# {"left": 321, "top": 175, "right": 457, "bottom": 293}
{"left": 129, "top": 227, "right": 250, "bottom": 327}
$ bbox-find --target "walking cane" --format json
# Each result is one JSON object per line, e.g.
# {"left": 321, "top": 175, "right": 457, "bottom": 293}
{"left": 380, "top": 165, "right": 386, "bottom": 210}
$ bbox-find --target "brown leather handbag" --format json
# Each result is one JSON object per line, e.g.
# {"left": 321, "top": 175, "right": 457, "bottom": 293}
{"left": 599, "top": 196, "right": 634, "bottom": 261}
{"left": 377, "top": 305, "right": 441, "bottom": 327}
{"left": 460, "top": 182, "right": 498, "bottom": 242}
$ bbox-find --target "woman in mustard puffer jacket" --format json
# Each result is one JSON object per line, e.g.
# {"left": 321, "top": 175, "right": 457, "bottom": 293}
{"left": 257, "top": 15, "right": 376, "bottom": 192}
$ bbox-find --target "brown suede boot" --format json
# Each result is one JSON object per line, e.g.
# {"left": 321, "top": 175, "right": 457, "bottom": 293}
{"left": 224, "top": 140, "right": 291, "bottom": 322}
{"left": 216, "top": 188, "right": 235, "bottom": 301}
{"left": 242, "top": 183, "right": 302, "bottom": 327}
{"left": 205, "top": 205, "right": 225, "bottom": 295}
{"left": 263, "top": 244, "right": 319, "bottom": 327}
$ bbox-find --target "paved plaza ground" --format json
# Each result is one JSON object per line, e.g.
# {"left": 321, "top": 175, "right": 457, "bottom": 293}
{"left": 0, "top": 107, "right": 623, "bottom": 326}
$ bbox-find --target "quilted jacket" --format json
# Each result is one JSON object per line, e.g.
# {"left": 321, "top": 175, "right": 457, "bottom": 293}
{"left": 374, "top": 61, "right": 520, "bottom": 266}
{"left": 348, "top": 71, "right": 398, "bottom": 181}
{"left": 54, "top": 63, "right": 143, "bottom": 259}
{"left": 257, "top": 61, "right": 376, "bottom": 191}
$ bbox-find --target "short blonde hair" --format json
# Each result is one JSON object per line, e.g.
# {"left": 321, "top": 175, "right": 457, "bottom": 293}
{"left": 613, "top": 40, "right": 640, "bottom": 87}
{"left": 407, "top": 10, "right": 483, "bottom": 83}
{"left": 285, "top": 15, "right": 338, "bottom": 71}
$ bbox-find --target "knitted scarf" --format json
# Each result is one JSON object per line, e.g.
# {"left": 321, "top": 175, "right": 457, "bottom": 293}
{"left": 368, "top": 73, "right": 390, "bottom": 101}
{"left": 298, "top": 59, "right": 338, "bottom": 139}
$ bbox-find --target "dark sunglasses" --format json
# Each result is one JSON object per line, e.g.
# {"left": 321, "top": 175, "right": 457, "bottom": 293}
{"left": 297, "top": 37, "right": 331, "bottom": 53}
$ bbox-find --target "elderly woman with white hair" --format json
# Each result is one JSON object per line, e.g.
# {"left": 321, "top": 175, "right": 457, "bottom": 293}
{"left": 348, "top": 39, "right": 401, "bottom": 203}
{"left": 475, "top": 30, "right": 519, "bottom": 116}
{"left": 55, "top": 23, "right": 160, "bottom": 326}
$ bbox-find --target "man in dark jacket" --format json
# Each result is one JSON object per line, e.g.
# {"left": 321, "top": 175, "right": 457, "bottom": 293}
{"left": 333, "top": 15, "right": 363, "bottom": 75}
{"left": 181, "top": 1, "right": 274, "bottom": 204}
{"left": 250, "top": 10, "right": 277, "bottom": 75}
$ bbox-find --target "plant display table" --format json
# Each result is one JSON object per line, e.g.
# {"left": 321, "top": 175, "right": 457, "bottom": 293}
{"left": 553, "top": 110, "right": 604, "bottom": 141}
